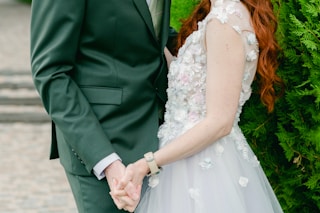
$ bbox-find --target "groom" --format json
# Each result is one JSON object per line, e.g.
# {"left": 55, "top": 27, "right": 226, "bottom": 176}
{"left": 30, "top": 0, "right": 173, "bottom": 212}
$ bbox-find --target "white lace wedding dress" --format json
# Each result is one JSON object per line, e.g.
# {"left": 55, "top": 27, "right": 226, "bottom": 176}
{"left": 136, "top": 0, "right": 283, "bottom": 212}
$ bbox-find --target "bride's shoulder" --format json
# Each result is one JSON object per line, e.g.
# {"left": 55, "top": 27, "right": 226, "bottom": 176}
{"left": 212, "top": 0, "right": 244, "bottom": 8}
{"left": 204, "top": 0, "right": 251, "bottom": 28}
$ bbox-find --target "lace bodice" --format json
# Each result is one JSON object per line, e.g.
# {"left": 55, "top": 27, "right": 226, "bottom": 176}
{"left": 158, "top": 0, "right": 259, "bottom": 147}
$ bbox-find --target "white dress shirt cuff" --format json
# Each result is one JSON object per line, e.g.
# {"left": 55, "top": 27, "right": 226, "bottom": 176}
{"left": 93, "top": 153, "right": 121, "bottom": 180}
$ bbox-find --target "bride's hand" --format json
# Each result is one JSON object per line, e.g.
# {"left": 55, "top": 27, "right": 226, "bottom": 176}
{"left": 112, "top": 159, "right": 149, "bottom": 211}
{"left": 120, "top": 159, "right": 149, "bottom": 192}
{"left": 109, "top": 178, "right": 140, "bottom": 212}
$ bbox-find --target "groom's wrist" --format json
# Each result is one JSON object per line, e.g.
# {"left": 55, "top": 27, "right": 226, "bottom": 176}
{"left": 104, "top": 159, "right": 122, "bottom": 175}
{"left": 94, "top": 153, "right": 121, "bottom": 180}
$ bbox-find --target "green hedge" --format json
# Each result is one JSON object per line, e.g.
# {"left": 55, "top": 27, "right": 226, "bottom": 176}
{"left": 239, "top": 0, "right": 320, "bottom": 212}
{"left": 170, "top": 0, "right": 199, "bottom": 30}
{"left": 171, "top": 0, "right": 320, "bottom": 212}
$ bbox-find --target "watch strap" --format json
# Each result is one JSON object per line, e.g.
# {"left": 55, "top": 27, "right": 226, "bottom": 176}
{"left": 144, "top": 152, "right": 160, "bottom": 176}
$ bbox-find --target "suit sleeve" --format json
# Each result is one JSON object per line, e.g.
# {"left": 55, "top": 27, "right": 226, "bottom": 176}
{"left": 30, "top": 0, "right": 115, "bottom": 173}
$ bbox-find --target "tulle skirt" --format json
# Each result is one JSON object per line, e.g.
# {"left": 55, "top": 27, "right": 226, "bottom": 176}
{"left": 136, "top": 126, "right": 283, "bottom": 213}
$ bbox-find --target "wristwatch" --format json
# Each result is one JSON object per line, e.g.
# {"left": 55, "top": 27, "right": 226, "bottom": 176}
{"left": 144, "top": 152, "right": 160, "bottom": 176}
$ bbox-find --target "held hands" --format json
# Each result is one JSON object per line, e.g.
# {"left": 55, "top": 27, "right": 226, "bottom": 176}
{"left": 105, "top": 159, "right": 149, "bottom": 212}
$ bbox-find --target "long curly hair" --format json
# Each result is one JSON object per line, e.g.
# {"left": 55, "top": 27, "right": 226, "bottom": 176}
{"left": 175, "top": 0, "right": 284, "bottom": 112}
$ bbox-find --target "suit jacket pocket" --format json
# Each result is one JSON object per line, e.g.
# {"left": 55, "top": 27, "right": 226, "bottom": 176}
{"left": 80, "top": 86, "right": 123, "bottom": 105}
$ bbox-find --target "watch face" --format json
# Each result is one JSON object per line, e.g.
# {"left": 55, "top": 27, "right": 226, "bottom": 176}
{"left": 145, "top": 152, "right": 153, "bottom": 161}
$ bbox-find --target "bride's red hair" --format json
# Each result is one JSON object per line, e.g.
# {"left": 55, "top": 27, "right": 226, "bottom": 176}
{"left": 175, "top": 0, "right": 284, "bottom": 112}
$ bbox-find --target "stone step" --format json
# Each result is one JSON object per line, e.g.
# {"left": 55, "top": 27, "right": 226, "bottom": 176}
{"left": 0, "top": 105, "right": 50, "bottom": 123}
{"left": 0, "top": 70, "right": 35, "bottom": 89}
{"left": 0, "top": 88, "right": 42, "bottom": 105}
{"left": 0, "top": 81, "right": 35, "bottom": 89}
{"left": 0, "top": 70, "right": 30, "bottom": 75}
{"left": 0, "top": 70, "right": 49, "bottom": 122}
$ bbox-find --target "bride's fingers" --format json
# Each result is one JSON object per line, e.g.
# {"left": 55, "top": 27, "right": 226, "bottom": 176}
{"left": 120, "top": 197, "right": 140, "bottom": 212}
{"left": 111, "top": 188, "right": 127, "bottom": 197}
{"left": 110, "top": 188, "right": 139, "bottom": 206}
{"left": 109, "top": 192, "right": 126, "bottom": 210}
{"left": 119, "top": 195, "right": 136, "bottom": 206}
{"left": 118, "top": 166, "right": 134, "bottom": 189}
{"left": 125, "top": 197, "right": 140, "bottom": 213}
{"left": 124, "top": 205, "right": 137, "bottom": 213}
{"left": 109, "top": 189, "right": 128, "bottom": 209}
{"left": 124, "top": 181, "right": 141, "bottom": 201}
{"left": 121, "top": 199, "right": 140, "bottom": 212}
{"left": 111, "top": 193, "right": 137, "bottom": 210}
{"left": 109, "top": 194, "right": 137, "bottom": 212}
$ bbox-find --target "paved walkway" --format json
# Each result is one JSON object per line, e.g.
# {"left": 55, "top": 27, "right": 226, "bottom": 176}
{"left": 0, "top": 1, "right": 77, "bottom": 212}
{"left": 0, "top": 0, "right": 30, "bottom": 72}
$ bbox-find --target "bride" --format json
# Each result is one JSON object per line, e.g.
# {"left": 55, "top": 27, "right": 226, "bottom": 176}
{"left": 111, "top": 0, "right": 284, "bottom": 212}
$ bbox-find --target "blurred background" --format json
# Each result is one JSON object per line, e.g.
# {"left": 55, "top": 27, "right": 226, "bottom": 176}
{"left": 1, "top": 0, "right": 319, "bottom": 212}
{"left": 0, "top": 0, "right": 77, "bottom": 212}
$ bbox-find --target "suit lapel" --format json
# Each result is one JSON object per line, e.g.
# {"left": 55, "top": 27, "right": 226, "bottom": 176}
{"left": 132, "top": 0, "right": 157, "bottom": 40}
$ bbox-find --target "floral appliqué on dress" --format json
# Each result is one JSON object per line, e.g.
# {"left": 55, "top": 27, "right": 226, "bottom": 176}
{"left": 158, "top": 0, "right": 259, "bottom": 207}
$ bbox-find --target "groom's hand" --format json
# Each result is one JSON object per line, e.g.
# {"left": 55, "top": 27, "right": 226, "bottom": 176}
{"left": 104, "top": 160, "right": 131, "bottom": 209}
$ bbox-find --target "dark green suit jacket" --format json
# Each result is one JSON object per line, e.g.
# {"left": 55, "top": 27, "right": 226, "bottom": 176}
{"left": 31, "top": 0, "right": 171, "bottom": 176}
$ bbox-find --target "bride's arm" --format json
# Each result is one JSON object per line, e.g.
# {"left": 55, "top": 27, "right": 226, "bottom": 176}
{"left": 154, "top": 19, "right": 245, "bottom": 168}
{"left": 118, "top": 18, "right": 246, "bottom": 195}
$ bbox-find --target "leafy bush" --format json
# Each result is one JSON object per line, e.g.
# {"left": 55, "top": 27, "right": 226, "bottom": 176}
{"left": 170, "top": 0, "right": 199, "bottom": 30}
{"left": 240, "top": 0, "right": 320, "bottom": 212}
{"left": 171, "top": 0, "right": 320, "bottom": 212}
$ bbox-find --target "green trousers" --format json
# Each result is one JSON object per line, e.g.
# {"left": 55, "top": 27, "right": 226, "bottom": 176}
{"left": 65, "top": 171, "right": 149, "bottom": 213}
{"left": 65, "top": 171, "right": 128, "bottom": 213}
